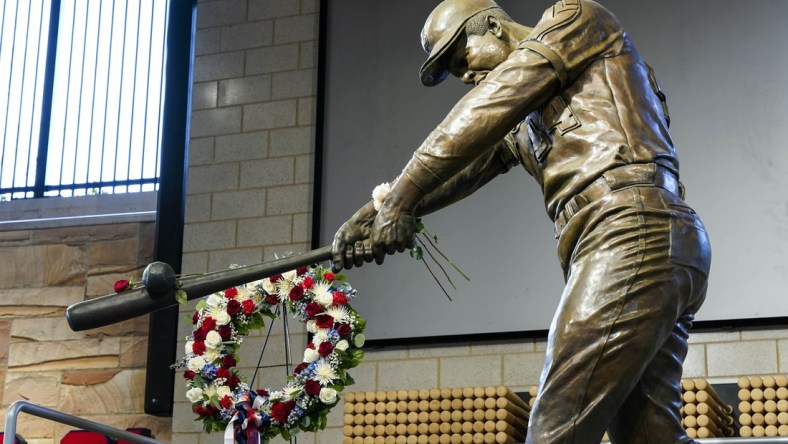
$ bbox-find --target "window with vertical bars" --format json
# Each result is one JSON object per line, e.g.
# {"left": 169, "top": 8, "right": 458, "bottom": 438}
{"left": 0, "top": 0, "right": 170, "bottom": 201}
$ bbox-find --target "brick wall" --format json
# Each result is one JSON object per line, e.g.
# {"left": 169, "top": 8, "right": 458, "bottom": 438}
{"left": 172, "top": 1, "right": 788, "bottom": 443}
{"left": 0, "top": 220, "right": 171, "bottom": 442}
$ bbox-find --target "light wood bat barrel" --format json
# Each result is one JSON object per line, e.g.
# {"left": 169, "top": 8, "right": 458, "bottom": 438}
{"left": 694, "top": 390, "right": 733, "bottom": 414}
{"left": 697, "top": 402, "right": 734, "bottom": 425}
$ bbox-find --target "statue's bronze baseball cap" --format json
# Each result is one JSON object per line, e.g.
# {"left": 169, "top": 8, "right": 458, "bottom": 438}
{"left": 419, "top": 0, "right": 501, "bottom": 87}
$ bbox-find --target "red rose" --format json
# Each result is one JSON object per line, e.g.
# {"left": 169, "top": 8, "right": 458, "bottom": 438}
{"left": 184, "top": 370, "right": 196, "bottom": 380}
{"left": 271, "top": 400, "right": 295, "bottom": 423}
{"left": 315, "top": 314, "right": 334, "bottom": 329}
{"left": 297, "top": 266, "right": 308, "bottom": 276}
{"left": 289, "top": 285, "right": 304, "bottom": 301}
{"left": 332, "top": 292, "right": 348, "bottom": 306}
{"left": 226, "top": 299, "right": 241, "bottom": 316}
{"left": 256, "top": 389, "right": 270, "bottom": 397}
{"left": 224, "top": 288, "right": 238, "bottom": 299}
{"left": 191, "top": 312, "right": 199, "bottom": 324}
{"left": 193, "top": 329, "right": 207, "bottom": 341}
{"left": 227, "top": 375, "right": 240, "bottom": 390}
{"left": 293, "top": 363, "right": 307, "bottom": 375}
{"left": 265, "top": 294, "right": 280, "bottom": 305}
{"left": 197, "top": 405, "right": 217, "bottom": 417}
{"left": 114, "top": 279, "right": 130, "bottom": 292}
{"left": 242, "top": 299, "right": 255, "bottom": 315}
{"left": 318, "top": 342, "right": 334, "bottom": 357}
{"left": 192, "top": 341, "right": 206, "bottom": 355}
{"left": 337, "top": 323, "right": 352, "bottom": 337}
{"left": 306, "top": 342, "right": 314, "bottom": 349}
{"left": 324, "top": 272, "right": 335, "bottom": 282}
{"left": 304, "top": 380, "right": 321, "bottom": 396}
{"left": 201, "top": 317, "right": 216, "bottom": 331}
{"left": 219, "top": 395, "right": 233, "bottom": 409}
{"left": 302, "top": 276, "right": 314, "bottom": 289}
{"left": 305, "top": 302, "right": 322, "bottom": 318}
{"left": 221, "top": 355, "right": 237, "bottom": 368}
{"left": 269, "top": 274, "right": 283, "bottom": 283}
{"left": 218, "top": 325, "right": 233, "bottom": 340}
{"left": 216, "top": 367, "right": 230, "bottom": 379}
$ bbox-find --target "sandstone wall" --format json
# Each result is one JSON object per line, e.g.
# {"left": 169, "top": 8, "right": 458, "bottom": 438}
{"left": 0, "top": 221, "right": 172, "bottom": 443}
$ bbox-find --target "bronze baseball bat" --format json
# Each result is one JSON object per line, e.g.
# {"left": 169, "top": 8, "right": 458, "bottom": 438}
{"left": 66, "top": 245, "right": 332, "bottom": 331}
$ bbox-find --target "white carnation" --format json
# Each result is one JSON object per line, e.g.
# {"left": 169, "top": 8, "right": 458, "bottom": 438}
{"left": 283, "top": 270, "right": 298, "bottom": 282}
{"left": 372, "top": 182, "right": 391, "bottom": 211}
{"left": 216, "top": 385, "right": 232, "bottom": 399}
{"left": 205, "top": 330, "right": 223, "bottom": 349}
{"left": 185, "top": 340, "right": 194, "bottom": 355}
{"left": 306, "top": 320, "right": 318, "bottom": 333}
{"left": 262, "top": 278, "right": 276, "bottom": 294}
{"left": 214, "top": 310, "right": 231, "bottom": 326}
{"left": 203, "top": 347, "right": 220, "bottom": 362}
{"left": 319, "top": 387, "right": 338, "bottom": 404}
{"left": 335, "top": 339, "right": 350, "bottom": 351}
{"left": 188, "top": 356, "right": 207, "bottom": 372}
{"left": 313, "top": 329, "right": 329, "bottom": 345}
{"left": 206, "top": 294, "right": 223, "bottom": 307}
{"left": 186, "top": 387, "right": 204, "bottom": 403}
{"left": 304, "top": 348, "right": 320, "bottom": 363}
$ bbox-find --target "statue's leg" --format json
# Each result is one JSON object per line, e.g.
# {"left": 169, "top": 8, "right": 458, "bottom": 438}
{"left": 526, "top": 186, "right": 710, "bottom": 444}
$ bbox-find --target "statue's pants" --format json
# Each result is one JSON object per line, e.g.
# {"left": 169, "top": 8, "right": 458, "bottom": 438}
{"left": 526, "top": 185, "right": 711, "bottom": 444}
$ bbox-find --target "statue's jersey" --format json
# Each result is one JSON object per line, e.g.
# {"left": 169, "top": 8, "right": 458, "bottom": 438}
{"left": 403, "top": 0, "right": 678, "bottom": 221}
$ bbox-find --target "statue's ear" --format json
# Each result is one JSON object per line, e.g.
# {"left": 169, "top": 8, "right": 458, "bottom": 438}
{"left": 487, "top": 16, "right": 503, "bottom": 38}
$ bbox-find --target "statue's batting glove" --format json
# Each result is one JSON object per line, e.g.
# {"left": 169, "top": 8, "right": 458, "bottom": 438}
{"left": 331, "top": 201, "right": 385, "bottom": 272}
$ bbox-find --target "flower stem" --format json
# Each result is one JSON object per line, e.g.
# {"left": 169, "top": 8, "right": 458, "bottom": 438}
{"left": 421, "top": 229, "right": 470, "bottom": 281}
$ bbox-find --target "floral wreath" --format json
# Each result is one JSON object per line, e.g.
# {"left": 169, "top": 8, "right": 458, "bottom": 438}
{"left": 174, "top": 265, "right": 366, "bottom": 443}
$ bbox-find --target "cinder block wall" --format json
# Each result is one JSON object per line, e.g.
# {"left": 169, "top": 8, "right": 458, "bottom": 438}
{"left": 172, "top": 1, "right": 788, "bottom": 442}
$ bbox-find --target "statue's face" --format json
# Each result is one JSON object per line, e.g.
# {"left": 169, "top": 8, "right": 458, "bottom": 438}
{"left": 446, "top": 27, "right": 510, "bottom": 85}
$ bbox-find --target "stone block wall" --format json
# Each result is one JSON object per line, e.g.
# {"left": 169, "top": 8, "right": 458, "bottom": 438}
{"left": 0, "top": 221, "right": 172, "bottom": 442}
{"left": 172, "top": 1, "right": 788, "bottom": 443}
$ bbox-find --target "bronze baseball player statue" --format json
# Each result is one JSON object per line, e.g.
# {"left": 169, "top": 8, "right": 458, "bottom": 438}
{"left": 332, "top": 0, "right": 711, "bottom": 443}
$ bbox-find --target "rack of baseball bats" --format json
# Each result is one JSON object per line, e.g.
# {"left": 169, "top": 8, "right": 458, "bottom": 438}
{"left": 341, "top": 386, "right": 531, "bottom": 444}
{"left": 735, "top": 375, "right": 788, "bottom": 438}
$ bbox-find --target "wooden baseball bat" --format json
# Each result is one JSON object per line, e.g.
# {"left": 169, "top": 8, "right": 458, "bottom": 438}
{"left": 778, "top": 411, "right": 788, "bottom": 425}
{"left": 751, "top": 388, "right": 765, "bottom": 402}
{"left": 776, "top": 375, "right": 788, "bottom": 387}
{"left": 695, "top": 390, "right": 733, "bottom": 414}
{"left": 738, "top": 377, "right": 751, "bottom": 390}
{"left": 779, "top": 400, "right": 788, "bottom": 411}
{"left": 740, "top": 425, "right": 753, "bottom": 437}
{"left": 765, "top": 425, "right": 779, "bottom": 437}
{"left": 696, "top": 403, "right": 734, "bottom": 425}
{"left": 779, "top": 424, "right": 788, "bottom": 436}
{"left": 765, "top": 400, "right": 778, "bottom": 413}
{"left": 67, "top": 245, "right": 333, "bottom": 330}
{"left": 739, "top": 401, "right": 752, "bottom": 414}
{"left": 765, "top": 388, "right": 777, "bottom": 400}
{"left": 751, "top": 376, "right": 764, "bottom": 389}
{"left": 764, "top": 376, "right": 777, "bottom": 388}
{"left": 751, "top": 400, "right": 765, "bottom": 414}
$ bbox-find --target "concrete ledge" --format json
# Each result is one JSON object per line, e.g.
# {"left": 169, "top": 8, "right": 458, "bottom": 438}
{"left": 0, "top": 192, "right": 158, "bottom": 231}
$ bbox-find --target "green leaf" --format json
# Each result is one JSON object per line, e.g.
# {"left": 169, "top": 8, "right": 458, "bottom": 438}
{"left": 175, "top": 289, "right": 188, "bottom": 305}
{"left": 195, "top": 299, "right": 207, "bottom": 311}
{"left": 409, "top": 245, "right": 423, "bottom": 260}
{"left": 334, "top": 273, "right": 347, "bottom": 281}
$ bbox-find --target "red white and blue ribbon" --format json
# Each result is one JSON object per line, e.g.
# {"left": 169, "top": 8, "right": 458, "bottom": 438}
{"left": 224, "top": 391, "right": 268, "bottom": 444}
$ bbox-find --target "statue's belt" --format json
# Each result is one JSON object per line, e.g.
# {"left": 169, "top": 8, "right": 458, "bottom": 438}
{"left": 554, "top": 163, "right": 681, "bottom": 238}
